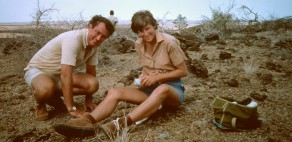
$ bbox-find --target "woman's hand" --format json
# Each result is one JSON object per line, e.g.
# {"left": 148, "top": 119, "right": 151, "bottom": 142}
{"left": 141, "top": 75, "right": 158, "bottom": 87}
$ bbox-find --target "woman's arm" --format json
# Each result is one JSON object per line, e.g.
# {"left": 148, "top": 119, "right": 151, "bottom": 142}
{"left": 86, "top": 65, "right": 96, "bottom": 77}
{"left": 141, "top": 62, "right": 188, "bottom": 87}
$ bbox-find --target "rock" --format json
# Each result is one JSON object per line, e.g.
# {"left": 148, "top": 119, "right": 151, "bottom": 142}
{"left": 188, "top": 45, "right": 201, "bottom": 51}
{"left": 117, "top": 67, "right": 141, "bottom": 86}
{"left": 266, "top": 62, "right": 282, "bottom": 72}
{"left": 219, "top": 51, "right": 232, "bottom": 60}
{"left": 187, "top": 59, "right": 208, "bottom": 78}
{"left": 253, "top": 38, "right": 271, "bottom": 48}
{"left": 226, "top": 78, "right": 239, "bottom": 87}
{"left": 205, "top": 33, "right": 219, "bottom": 41}
{"left": 250, "top": 91, "right": 267, "bottom": 101}
{"left": 200, "top": 54, "right": 208, "bottom": 60}
{"left": 186, "top": 39, "right": 201, "bottom": 47}
{"left": 98, "top": 54, "right": 113, "bottom": 66}
{"left": 259, "top": 73, "right": 273, "bottom": 85}
{"left": 121, "top": 39, "right": 135, "bottom": 52}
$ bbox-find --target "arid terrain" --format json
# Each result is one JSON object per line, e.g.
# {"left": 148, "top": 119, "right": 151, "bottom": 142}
{"left": 0, "top": 20, "right": 291, "bottom": 142}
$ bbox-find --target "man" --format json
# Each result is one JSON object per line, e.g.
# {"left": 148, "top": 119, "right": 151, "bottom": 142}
{"left": 108, "top": 10, "right": 118, "bottom": 26}
{"left": 24, "top": 15, "right": 115, "bottom": 120}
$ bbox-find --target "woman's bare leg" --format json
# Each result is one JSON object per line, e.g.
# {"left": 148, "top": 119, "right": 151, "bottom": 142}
{"left": 128, "top": 84, "right": 180, "bottom": 122}
{"left": 90, "top": 87, "right": 149, "bottom": 122}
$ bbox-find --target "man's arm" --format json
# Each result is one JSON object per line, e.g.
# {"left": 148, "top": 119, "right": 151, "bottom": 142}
{"left": 84, "top": 64, "right": 96, "bottom": 103}
{"left": 60, "top": 64, "right": 75, "bottom": 110}
{"left": 86, "top": 65, "right": 96, "bottom": 77}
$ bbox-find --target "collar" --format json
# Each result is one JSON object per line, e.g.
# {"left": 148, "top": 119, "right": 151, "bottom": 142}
{"left": 83, "top": 29, "right": 89, "bottom": 49}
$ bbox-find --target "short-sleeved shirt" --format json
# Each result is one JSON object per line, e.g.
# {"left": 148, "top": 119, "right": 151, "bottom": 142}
{"left": 108, "top": 15, "right": 118, "bottom": 26}
{"left": 24, "top": 29, "right": 99, "bottom": 76}
{"left": 135, "top": 32, "right": 187, "bottom": 76}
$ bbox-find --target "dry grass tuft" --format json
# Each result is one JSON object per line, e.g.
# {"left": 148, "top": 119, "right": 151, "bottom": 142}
{"left": 242, "top": 59, "right": 259, "bottom": 74}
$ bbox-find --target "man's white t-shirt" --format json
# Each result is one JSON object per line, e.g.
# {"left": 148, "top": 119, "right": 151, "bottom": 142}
{"left": 24, "top": 29, "right": 99, "bottom": 76}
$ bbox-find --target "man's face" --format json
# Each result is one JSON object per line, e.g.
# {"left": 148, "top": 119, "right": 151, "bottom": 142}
{"left": 87, "top": 22, "right": 109, "bottom": 47}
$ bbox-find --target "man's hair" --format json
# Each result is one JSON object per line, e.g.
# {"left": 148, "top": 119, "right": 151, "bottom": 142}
{"left": 88, "top": 15, "right": 115, "bottom": 36}
{"left": 110, "top": 10, "right": 114, "bottom": 15}
{"left": 131, "top": 10, "right": 158, "bottom": 34}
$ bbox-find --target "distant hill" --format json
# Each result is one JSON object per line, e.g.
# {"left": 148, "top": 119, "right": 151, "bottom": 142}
{"left": 118, "top": 20, "right": 202, "bottom": 26}
{"left": 0, "top": 22, "right": 31, "bottom": 26}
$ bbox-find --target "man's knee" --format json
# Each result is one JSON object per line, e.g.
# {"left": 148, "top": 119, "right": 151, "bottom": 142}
{"left": 87, "top": 79, "right": 99, "bottom": 93}
{"left": 33, "top": 85, "right": 56, "bottom": 101}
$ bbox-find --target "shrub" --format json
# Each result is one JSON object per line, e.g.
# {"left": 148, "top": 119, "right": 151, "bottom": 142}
{"left": 195, "top": 4, "right": 236, "bottom": 40}
{"left": 173, "top": 14, "right": 188, "bottom": 32}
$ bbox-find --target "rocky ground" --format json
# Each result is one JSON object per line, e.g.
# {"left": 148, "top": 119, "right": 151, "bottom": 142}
{"left": 0, "top": 22, "right": 291, "bottom": 142}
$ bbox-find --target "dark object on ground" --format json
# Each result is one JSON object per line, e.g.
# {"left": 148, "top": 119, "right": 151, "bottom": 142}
{"left": 250, "top": 91, "right": 267, "bottom": 101}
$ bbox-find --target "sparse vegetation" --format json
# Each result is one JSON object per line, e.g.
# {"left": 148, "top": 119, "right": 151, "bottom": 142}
{"left": 196, "top": 3, "right": 235, "bottom": 40}
{"left": 173, "top": 14, "right": 188, "bottom": 32}
{"left": 243, "top": 59, "right": 259, "bottom": 74}
{"left": 157, "top": 12, "right": 172, "bottom": 32}
{"left": 0, "top": 2, "right": 291, "bottom": 142}
{"left": 32, "top": 0, "right": 58, "bottom": 29}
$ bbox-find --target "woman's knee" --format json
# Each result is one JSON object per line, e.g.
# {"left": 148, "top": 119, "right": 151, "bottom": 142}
{"left": 156, "top": 84, "right": 181, "bottom": 107}
{"left": 155, "top": 84, "right": 171, "bottom": 94}
{"left": 150, "top": 84, "right": 174, "bottom": 101}
{"left": 106, "top": 87, "right": 124, "bottom": 99}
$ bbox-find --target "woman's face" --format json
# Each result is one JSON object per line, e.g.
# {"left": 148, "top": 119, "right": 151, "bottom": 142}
{"left": 87, "top": 22, "right": 109, "bottom": 47}
{"left": 137, "top": 24, "right": 156, "bottom": 44}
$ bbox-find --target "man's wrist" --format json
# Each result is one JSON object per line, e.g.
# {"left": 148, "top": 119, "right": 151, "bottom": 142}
{"left": 85, "top": 95, "right": 93, "bottom": 101}
{"left": 68, "top": 106, "right": 77, "bottom": 112}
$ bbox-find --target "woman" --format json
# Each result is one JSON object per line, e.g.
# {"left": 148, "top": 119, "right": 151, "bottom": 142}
{"left": 54, "top": 10, "right": 188, "bottom": 138}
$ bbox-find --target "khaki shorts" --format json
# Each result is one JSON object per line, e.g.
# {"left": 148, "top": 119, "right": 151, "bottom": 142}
{"left": 24, "top": 67, "right": 60, "bottom": 87}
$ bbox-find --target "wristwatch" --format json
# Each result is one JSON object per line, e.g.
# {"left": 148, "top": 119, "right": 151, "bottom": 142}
{"left": 68, "top": 106, "right": 77, "bottom": 112}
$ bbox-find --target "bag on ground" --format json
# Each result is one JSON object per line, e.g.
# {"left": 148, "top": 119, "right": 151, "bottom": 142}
{"left": 211, "top": 97, "right": 261, "bottom": 130}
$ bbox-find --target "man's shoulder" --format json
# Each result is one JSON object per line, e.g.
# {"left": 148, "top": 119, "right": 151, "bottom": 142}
{"left": 56, "top": 29, "right": 85, "bottom": 41}
{"left": 61, "top": 29, "right": 85, "bottom": 36}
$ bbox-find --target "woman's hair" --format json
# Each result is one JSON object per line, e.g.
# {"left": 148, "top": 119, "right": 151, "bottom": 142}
{"left": 131, "top": 10, "right": 158, "bottom": 33}
{"left": 88, "top": 15, "right": 115, "bottom": 36}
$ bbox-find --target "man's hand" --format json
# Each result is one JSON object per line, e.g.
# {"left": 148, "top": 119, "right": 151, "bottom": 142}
{"left": 69, "top": 109, "right": 88, "bottom": 117}
{"left": 83, "top": 101, "right": 97, "bottom": 112}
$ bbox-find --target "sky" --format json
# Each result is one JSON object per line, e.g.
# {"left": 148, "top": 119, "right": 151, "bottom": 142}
{"left": 0, "top": 0, "right": 291, "bottom": 23}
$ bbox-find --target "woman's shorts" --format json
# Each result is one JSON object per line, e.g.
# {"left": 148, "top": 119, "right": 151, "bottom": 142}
{"left": 139, "top": 79, "right": 185, "bottom": 104}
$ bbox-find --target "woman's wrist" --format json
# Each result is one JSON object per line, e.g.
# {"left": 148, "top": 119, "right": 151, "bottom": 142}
{"left": 155, "top": 74, "right": 162, "bottom": 83}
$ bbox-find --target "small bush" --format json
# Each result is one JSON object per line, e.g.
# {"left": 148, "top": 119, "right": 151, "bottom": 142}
{"left": 173, "top": 14, "right": 188, "bottom": 32}
{"left": 243, "top": 59, "right": 259, "bottom": 74}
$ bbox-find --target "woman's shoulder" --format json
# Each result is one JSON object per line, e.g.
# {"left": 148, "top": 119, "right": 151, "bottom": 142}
{"left": 160, "top": 32, "right": 175, "bottom": 39}
{"left": 160, "top": 32, "right": 179, "bottom": 45}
